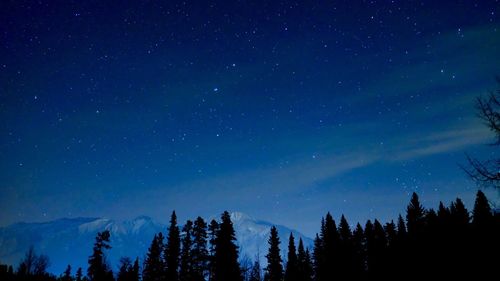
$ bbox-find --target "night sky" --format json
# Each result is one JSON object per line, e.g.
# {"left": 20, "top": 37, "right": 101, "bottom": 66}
{"left": 1, "top": 0, "right": 499, "bottom": 236}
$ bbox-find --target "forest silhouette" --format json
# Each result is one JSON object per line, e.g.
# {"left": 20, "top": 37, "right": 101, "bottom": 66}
{"left": 0, "top": 190, "right": 498, "bottom": 281}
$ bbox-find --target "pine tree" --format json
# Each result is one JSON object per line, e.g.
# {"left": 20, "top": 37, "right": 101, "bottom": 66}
{"left": 284, "top": 233, "right": 297, "bottom": 281}
{"left": 297, "top": 238, "right": 312, "bottom": 281}
{"left": 165, "top": 211, "right": 181, "bottom": 281}
{"left": 396, "top": 214, "right": 406, "bottom": 239}
{"left": 208, "top": 219, "right": 220, "bottom": 281}
{"left": 132, "top": 258, "right": 140, "bottom": 281}
{"left": 338, "top": 215, "right": 354, "bottom": 278}
{"left": 213, "top": 211, "right": 242, "bottom": 281}
{"left": 75, "top": 267, "right": 83, "bottom": 281}
{"left": 249, "top": 260, "right": 261, "bottom": 281}
{"left": 179, "top": 220, "right": 194, "bottom": 281}
{"left": 406, "top": 192, "right": 425, "bottom": 236}
{"left": 87, "top": 230, "right": 113, "bottom": 281}
{"left": 321, "top": 213, "right": 339, "bottom": 281}
{"left": 143, "top": 234, "right": 164, "bottom": 281}
{"left": 265, "top": 226, "right": 283, "bottom": 281}
{"left": 192, "top": 217, "right": 209, "bottom": 281}
{"left": 118, "top": 257, "right": 134, "bottom": 281}
{"left": 450, "top": 198, "right": 470, "bottom": 227}
{"left": 62, "top": 265, "right": 72, "bottom": 281}
{"left": 312, "top": 234, "right": 323, "bottom": 281}
{"left": 472, "top": 190, "right": 492, "bottom": 227}
{"left": 352, "top": 223, "right": 366, "bottom": 278}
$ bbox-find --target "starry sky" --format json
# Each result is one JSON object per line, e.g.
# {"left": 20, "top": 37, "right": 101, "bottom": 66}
{"left": 1, "top": 0, "right": 499, "bottom": 236}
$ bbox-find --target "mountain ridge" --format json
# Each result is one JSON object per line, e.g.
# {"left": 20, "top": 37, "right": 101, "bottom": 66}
{"left": 0, "top": 212, "right": 313, "bottom": 274}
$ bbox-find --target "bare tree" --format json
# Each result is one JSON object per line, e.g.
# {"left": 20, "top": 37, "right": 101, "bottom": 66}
{"left": 463, "top": 78, "right": 500, "bottom": 189}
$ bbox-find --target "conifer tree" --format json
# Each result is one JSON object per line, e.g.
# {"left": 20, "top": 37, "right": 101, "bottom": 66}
{"left": 249, "top": 260, "right": 261, "bottom": 281}
{"left": 473, "top": 190, "right": 493, "bottom": 227}
{"left": 265, "top": 226, "right": 283, "bottom": 281}
{"left": 352, "top": 223, "right": 366, "bottom": 278}
{"left": 76, "top": 267, "right": 83, "bottom": 281}
{"left": 143, "top": 234, "right": 164, "bottom": 281}
{"left": 312, "top": 234, "right": 323, "bottom": 281}
{"left": 338, "top": 215, "right": 354, "bottom": 278}
{"left": 62, "top": 265, "right": 72, "bottom": 281}
{"left": 208, "top": 219, "right": 220, "bottom": 281}
{"left": 118, "top": 257, "right": 135, "bottom": 281}
{"left": 297, "top": 238, "right": 312, "bottom": 281}
{"left": 396, "top": 214, "right": 406, "bottom": 239}
{"left": 284, "top": 233, "right": 297, "bottom": 281}
{"left": 87, "top": 230, "right": 113, "bottom": 281}
{"left": 321, "top": 213, "right": 339, "bottom": 281}
{"left": 179, "top": 220, "right": 194, "bottom": 281}
{"left": 165, "top": 211, "right": 181, "bottom": 281}
{"left": 213, "top": 211, "right": 242, "bottom": 281}
{"left": 450, "top": 198, "right": 470, "bottom": 227}
{"left": 406, "top": 192, "right": 425, "bottom": 235}
{"left": 192, "top": 217, "right": 209, "bottom": 281}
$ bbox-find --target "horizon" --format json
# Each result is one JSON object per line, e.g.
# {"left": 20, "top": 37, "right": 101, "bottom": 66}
{"left": 1, "top": 0, "right": 500, "bottom": 270}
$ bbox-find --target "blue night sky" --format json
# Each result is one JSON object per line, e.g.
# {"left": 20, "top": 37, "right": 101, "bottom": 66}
{"left": 1, "top": 0, "right": 499, "bottom": 236}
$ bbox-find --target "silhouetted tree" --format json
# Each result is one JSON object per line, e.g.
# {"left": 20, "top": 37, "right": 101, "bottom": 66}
{"left": 297, "top": 239, "right": 312, "bottom": 281}
{"left": 320, "top": 213, "right": 339, "bottom": 281}
{"left": 464, "top": 79, "right": 500, "bottom": 189}
{"left": 192, "top": 217, "right": 209, "bottom": 281}
{"left": 75, "top": 268, "right": 83, "bottom": 281}
{"left": 284, "top": 233, "right": 297, "bottom": 281}
{"left": 406, "top": 193, "right": 425, "bottom": 236}
{"left": 312, "top": 233, "right": 323, "bottom": 281}
{"left": 118, "top": 257, "right": 139, "bottom": 281}
{"left": 179, "top": 220, "right": 194, "bottom": 281}
{"left": 87, "top": 230, "right": 113, "bottom": 281}
{"left": 62, "top": 265, "right": 72, "bottom": 281}
{"left": 351, "top": 223, "right": 366, "bottom": 279}
{"left": 338, "top": 215, "right": 354, "bottom": 279}
{"left": 472, "top": 190, "right": 493, "bottom": 227}
{"left": 165, "top": 211, "right": 181, "bottom": 281}
{"left": 249, "top": 260, "right": 261, "bottom": 281}
{"left": 213, "top": 211, "right": 242, "bottom": 281}
{"left": 143, "top": 233, "right": 164, "bottom": 281}
{"left": 208, "top": 219, "right": 220, "bottom": 281}
{"left": 265, "top": 226, "right": 283, "bottom": 281}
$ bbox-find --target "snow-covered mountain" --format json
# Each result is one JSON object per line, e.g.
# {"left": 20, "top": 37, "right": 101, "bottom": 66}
{"left": 0, "top": 212, "right": 313, "bottom": 274}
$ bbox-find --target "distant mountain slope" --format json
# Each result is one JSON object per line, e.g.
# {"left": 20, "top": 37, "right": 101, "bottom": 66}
{"left": 0, "top": 212, "right": 313, "bottom": 274}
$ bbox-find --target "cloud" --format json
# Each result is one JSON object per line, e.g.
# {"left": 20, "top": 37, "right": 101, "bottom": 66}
{"left": 390, "top": 126, "right": 492, "bottom": 161}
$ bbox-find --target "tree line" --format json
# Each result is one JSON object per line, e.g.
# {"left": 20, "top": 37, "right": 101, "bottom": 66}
{"left": 1, "top": 190, "right": 498, "bottom": 281}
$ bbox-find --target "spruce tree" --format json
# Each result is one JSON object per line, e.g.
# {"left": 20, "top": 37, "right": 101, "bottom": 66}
{"left": 284, "top": 233, "right": 297, "bottom": 281}
{"left": 406, "top": 192, "right": 425, "bottom": 235}
{"left": 118, "top": 257, "right": 133, "bottom": 281}
{"left": 132, "top": 258, "right": 140, "bottom": 281}
{"left": 338, "top": 215, "right": 353, "bottom": 278}
{"left": 450, "top": 198, "right": 470, "bottom": 227}
{"left": 208, "top": 219, "right": 220, "bottom": 281}
{"left": 321, "top": 213, "right": 339, "bottom": 281}
{"left": 312, "top": 234, "right": 323, "bottom": 281}
{"left": 87, "top": 230, "right": 113, "bottom": 281}
{"left": 76, "top": 268, "right": 83, "bottom": 281}
{"left": 179, "top": 220, "right": 194, "bottom": 281}
{"left": 213, "top": 211, "right": 242, "bottom": 281}
{"left": 297, "top": 238, "right": 312, "bottom": 281}
{"left": 396, "top": 214, "right": 406, "bottom": 239}
{"left": 165, "top": 211, "right": 181, "bottom": 281}
{"left": 62, "top": 265, "right": 72, "bottom": 281}
{"left": 352, "top": 223, "right": 366, "bottom": 278}
{"left": 473, "top": 190, "right": 493, "bottom": 226}
{"left": 265, "top": 226, "right": 283, "bottom": 281}
{"left": 249, "top": 260, "right": 261, "bottom": 281}
{"left": 143, "top": 234, "right": 164, "bottom": 281}
{"left": 192, "top": 217, "right": 209, "bottom": 281}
